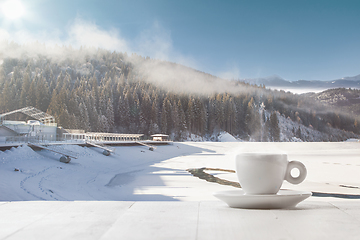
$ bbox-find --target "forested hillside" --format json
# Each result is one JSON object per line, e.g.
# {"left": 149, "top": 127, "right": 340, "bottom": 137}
{"left": 304, "top": 88, "right": 360, "bottom": 115}
{"left": 0, "top": 43, "right": 359, "bottom": 141}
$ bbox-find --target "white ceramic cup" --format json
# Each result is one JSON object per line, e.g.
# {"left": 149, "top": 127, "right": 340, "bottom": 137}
{"left": 235, "top": 153, "right": 307, "bottom": 195}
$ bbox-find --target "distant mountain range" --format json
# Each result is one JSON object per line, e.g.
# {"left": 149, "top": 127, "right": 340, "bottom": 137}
{"left": 240, "top": 74, "right": 360, "bottom": 91}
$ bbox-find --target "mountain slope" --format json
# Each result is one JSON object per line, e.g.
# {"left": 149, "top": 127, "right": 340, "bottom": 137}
{"left": 0, "top": 43, "right": 359, "bottom": 141}
{"left": 304, "top": 88, "right": 360, "bottom": 115}
{"left": 240, "top": 75, "right": 360, "bottom": 91}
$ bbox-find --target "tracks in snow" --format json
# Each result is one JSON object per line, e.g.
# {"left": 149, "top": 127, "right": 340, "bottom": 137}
{"left": 20, "top": 166, "right": 66, "bottom": 201}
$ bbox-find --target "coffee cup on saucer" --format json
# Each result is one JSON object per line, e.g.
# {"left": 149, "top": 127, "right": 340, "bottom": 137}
{"left": 235, "top": 153, "right": 307, "bottom": 195}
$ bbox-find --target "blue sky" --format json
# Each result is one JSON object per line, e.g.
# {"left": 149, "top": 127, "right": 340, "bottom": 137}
{"left": 1, "top": 0, "right": 360, "bottom": 81}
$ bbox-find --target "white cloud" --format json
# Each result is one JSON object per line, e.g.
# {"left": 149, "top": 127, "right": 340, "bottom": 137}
{"left": 0, "top": 17, "right": 130, "bottom": 57}
{"left": 132, "top": 21, "right": 198, "bottom": 69}
{"left": 66, "top": 18, "right": 129, "bottom": 52}
{"left": 134, "top": 21, "right": 172, "bottom": 60}
{"left": 217, "top": 65, "right": 241, "bottom": 80}
{"left": 0, "top": 28, "right": 10, "bottom": 41}
{"left": 0, "top": 18, "right": 249, "bottom": 95}
{"left": 0, "top": 18, "right": 196, "bottom": 66}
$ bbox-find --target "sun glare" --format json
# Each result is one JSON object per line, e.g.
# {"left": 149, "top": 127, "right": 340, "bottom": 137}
{"left": 1, "top": 0, "right": 25, "bottom": 20}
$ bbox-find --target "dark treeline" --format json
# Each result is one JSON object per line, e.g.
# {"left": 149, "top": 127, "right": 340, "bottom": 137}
{"left": 0, "top": 47, "right": 359, "bottom": 141}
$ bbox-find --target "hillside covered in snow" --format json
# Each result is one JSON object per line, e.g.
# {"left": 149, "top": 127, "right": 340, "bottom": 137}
{"left": 304, "top": 88, "right": 360, "bottom": 115}
{"left": 0, "top": 43, "right": 359, "bottom": 142}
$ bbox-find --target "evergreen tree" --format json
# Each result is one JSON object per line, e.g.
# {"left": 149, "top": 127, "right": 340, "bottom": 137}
{"left": 99, "top": 90, "right": 108, "bottom": 116}
{"left": 35, "top": 76, "right": 51, "bottom": 112}
{"left": 296, "top": 126, "right": 302, "bottom": 139}
{"left": 269, "top": 112, "right": 280, "bottom": 142}
{"left": 226, "top": 96, "right": 236, "bottom": 134}
{"left": 99, "top": 115, "right": 109, "bottom": 132}
{"left": 1, "top": 81, "right": 13, "bottom": 111}
{"left": 149, "top": 100, "right": 160, "bottom": 134}
{"left": 186, "top": 97, "right": 195, "bottom": 132}
{"left": 245, "top": 97, "right": 261, "bottom": 140}
{"left": 160, "top": 106, "right": 167, "bottom": 134}
{"left": 106, "top": 98, "right": 115, "bottom": 132}
{"left": 79, "top": 101, "right": 91, "bottom": 132}
{"left": 194, "top": 98, "right": 206, "bottom": 136}
{"left": 261, "top": 110, "right": 268, "bottom": 142}
{"left": 20, "top": 72, "right": 31, "bottom": 108}
{"left": 117, "top": 95, "right": 130, "bottom": 131}
{"left": 138, "top": 92, "right": 151, "bottom": 135}
{"left": 160, "top": 98, "right": 172, "bottom": 134}
{"left": 177, "top": 99, "right": 187, "bottom": 138}
{"left": 27, "top": 80, "right": 37, "bottom": 107}
{"left": 207, "top": 96, "right": 217, "bottom": 133}
{"left": 214, "top": 94, "right": 224, "bottom": 130}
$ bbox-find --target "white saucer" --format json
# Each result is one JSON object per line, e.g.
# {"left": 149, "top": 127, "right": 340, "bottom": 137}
{"left": 213, "top": 189, "right": 312, "bottom": 209}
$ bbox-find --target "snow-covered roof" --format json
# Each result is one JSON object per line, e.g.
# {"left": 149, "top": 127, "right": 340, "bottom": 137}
{"left": 151, "top": 134, "right": 169, "bottom": 137}
{"left": 27, "top": 120, "right": 43, "bottom": 125}
{"left": 2, "top": 120, "right": 27, "bottom": 125}
{"left": 86, "top": 132, "right": 144, "bottom": 137}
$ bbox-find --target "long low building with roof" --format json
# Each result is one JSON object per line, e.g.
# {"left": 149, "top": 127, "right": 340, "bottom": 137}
{"left": 63, "top": 131, "right": 144, "bottom": 142}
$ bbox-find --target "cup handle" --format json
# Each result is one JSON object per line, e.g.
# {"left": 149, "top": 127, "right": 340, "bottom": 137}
{"left": 285, "top": 161, "right": 307, "bottom": 184}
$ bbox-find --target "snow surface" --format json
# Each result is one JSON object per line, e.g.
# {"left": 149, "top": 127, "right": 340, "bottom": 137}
{"left": 1, "top": 141, "right": 360, "bottom": 201}
{"left": 217, "top": 131, "right": 239, "bottom": 142}
{"left": 185, "top": 131, "right": 240, "bottom": 142}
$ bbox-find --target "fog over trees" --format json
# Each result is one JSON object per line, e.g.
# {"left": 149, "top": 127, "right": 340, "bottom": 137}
{"left": 0, "top": 44, "right": 359, "bottom": 141}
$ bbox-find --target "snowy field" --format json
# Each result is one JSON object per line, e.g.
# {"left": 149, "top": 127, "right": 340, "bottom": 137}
{"left": 1, "top": 140, "right": 360, "bottom": 202}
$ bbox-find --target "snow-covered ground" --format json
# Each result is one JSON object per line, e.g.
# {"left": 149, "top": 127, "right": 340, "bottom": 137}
{"left": 1, "top": 141, "right": 360, "bottom": 202}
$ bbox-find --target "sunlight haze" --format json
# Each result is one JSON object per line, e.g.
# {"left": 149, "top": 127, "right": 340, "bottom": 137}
{"left": 1, "top": 0, "right": 25, "bottom": 20}
{"left": 0, "top": 0, "right": 359, "bottom": 81}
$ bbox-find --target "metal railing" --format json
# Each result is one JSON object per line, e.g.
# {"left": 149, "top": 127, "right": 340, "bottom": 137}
{"left": 0, "top": 136, "right": 57, "bottom": 144}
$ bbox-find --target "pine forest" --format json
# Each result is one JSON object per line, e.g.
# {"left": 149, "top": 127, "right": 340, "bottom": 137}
{"left": 0, "top": 43, "right": 359, "bottom": 141}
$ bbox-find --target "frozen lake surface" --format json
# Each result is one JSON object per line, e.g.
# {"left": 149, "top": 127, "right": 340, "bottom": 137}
{"left": 1, "top": 142, "right": 360, "bottom": 201}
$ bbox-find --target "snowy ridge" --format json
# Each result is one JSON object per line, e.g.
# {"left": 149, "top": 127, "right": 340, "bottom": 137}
{"left": 217, "top": 132, "right": 239, "bottom": 142}
{"left": 276, "top": 112, "right": 359, "bottom": 142}
{"left": 185, "top": 131, "right": 240, "bottom": 142}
